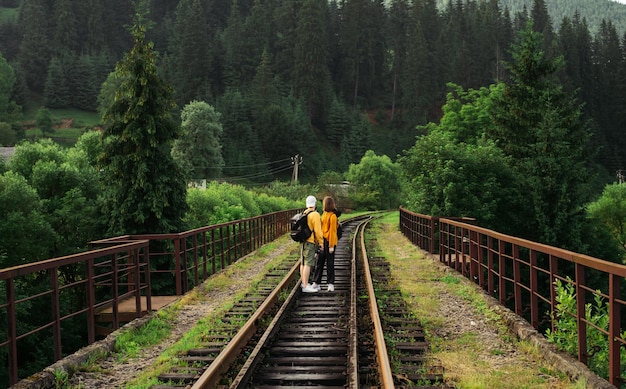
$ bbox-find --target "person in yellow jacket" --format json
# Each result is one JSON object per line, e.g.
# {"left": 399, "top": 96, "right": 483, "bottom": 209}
{"left": 301, "top": 195, "right": 324, "bottom": 293}
{"left": 311, "top": 196, "right": 340, "bottom": 292}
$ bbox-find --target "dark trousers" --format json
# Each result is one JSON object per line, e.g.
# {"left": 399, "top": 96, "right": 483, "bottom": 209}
{"left": 313, "top": 239, "right": 335, "bottom": 285}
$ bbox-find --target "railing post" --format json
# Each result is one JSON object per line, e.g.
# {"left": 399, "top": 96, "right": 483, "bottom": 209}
{"left": 513, "top": 244, "right": 522, "bottom": 316}
{"left": 609, "top": 273, "right": 621, "bottom": 386}
{"left": 112, "top": 252, "right": 119, "bottom": 331}
{"left": 133, "top": 248, "right": 142, "bottom": 319}
{"left": 6, "top": 279, "right": 17, "bottom": 386}
{"left": 220, "top": 226, "right": 226, "bottom": 269}
{"left": 575, "top": 264, "right": 587, "bottom": 365}
{"left": 211, "top": 228, "right": 217, "bottom": 274}
{"left": 429, "top": 217, "right": 435, "bottom": 254}
{"left": 50, "top": 267, "right": 62, "bottom": 361}
{"left": 498, "top": 239, "right": 506, "bottom": 306}
{"left": 174, "top": 237, "right": 182, "bottom": 295}
{"left": 529, "top": 250, "right": 539, "bottom": 329}
{"left": 193, "top": 233, "right": 199, "bottom": 287}
{"left": 227, "top": 225, "right": 232, "bottom": 266}
{"left": 549, "top": 254, "right": 558, "bottom": 334}
{"left": 144, "top": 245, "right": 152, "bottom": 312}
{"left": 476, "top": 231, "right": 485, "bottom": 288}
{"left": 86, "top": 258, "right": 95, "bottom": 344}
{"left": 487, "top": 236, "right": 494, "bottom": 297}
{"left": 202, "top": 231, "right": 208, "bottom": 280}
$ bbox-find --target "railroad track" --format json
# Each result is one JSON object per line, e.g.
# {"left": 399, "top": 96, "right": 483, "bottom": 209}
{"left": 149, "top": 215, "right": 452, "bottom": 388}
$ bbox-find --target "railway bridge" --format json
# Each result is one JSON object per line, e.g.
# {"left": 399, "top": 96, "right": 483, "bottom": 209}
{"left": 1, "top": 208, "right": 623, "bottom": 388}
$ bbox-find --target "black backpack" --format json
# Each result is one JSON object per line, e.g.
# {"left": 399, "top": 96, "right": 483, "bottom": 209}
{"left": 334, "top": 209, "right": 343, "bottom": 240}
{"left": 290, "top": 211, "right": 312, "bottom": 242}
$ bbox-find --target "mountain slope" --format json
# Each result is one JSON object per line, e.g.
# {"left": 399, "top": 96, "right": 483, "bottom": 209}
{"left": 438, "top": 0, "right": 626, "bottom": 35}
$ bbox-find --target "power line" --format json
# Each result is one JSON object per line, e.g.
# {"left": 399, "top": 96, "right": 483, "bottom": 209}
{"left": 204, "top": 157, "right": 293, "bottom": 170}
{"left": 222, "top": 163, "right": 294, "bottom": 182}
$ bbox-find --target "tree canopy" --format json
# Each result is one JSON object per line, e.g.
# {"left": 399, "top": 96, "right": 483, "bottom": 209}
{"left": 99, "top": 21, "right": 187, "bottom": 236}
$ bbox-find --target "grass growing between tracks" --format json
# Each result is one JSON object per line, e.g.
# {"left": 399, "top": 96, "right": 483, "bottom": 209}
{"left": 62, "top": 238, "right": 297, "bottom": 389}
{"left": 122, "top": 239, "right": 295, "bottom": 389}
{"left": 370, "top": 212, "right": 588, "bottom": 389}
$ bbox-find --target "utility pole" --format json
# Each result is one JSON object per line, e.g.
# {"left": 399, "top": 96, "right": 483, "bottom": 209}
{"left": 291, "top": 154, "right": 302, "bottom": 182}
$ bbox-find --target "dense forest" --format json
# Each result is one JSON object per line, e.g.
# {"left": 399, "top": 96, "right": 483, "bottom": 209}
{"left": 0, "top": 0, "right": 626, "bottom": 182}
{"left": 3, "top": 1, "right": 626, "bottom": 384}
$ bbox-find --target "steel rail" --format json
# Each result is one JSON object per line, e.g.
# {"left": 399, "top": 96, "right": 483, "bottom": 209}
{"left": 190, "top": 260, "right": 300, "bottom": 389}
{"left": 358, "top": 216, "right": 395, "bottom": 388}
{"left": 228, "top": 269, "right": 302, "bottom": 389}
{"left": 347, "top": 219, "right": 361, "bottom": 388}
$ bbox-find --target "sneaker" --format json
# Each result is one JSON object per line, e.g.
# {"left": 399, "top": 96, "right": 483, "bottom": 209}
{"left": 327, "top": 284, "right": 334, "bottom": 292}
{"left": 302, "top": 284, "right": 319, "bottom": 293}
{"left": 311, "top": 282, "right": 321, "bottom": 291}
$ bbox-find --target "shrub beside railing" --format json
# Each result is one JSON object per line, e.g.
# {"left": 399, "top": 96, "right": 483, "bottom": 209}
{"left": 399, "top": 207, "right": 626, "bottom": 386}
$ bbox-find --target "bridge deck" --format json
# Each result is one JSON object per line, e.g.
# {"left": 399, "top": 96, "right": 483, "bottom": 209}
{"left": 95, "top": 296, "right": 179, "bottom": 335}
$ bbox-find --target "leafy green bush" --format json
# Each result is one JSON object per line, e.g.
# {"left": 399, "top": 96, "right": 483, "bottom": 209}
{"left": 252, "top": 181, "right": 317, "bottom": 203}
{"left": 545, "top": 277, "right": 625, "bottom": 379}
{"left": 184, "top": 182, "right": 299, "bottom": 229}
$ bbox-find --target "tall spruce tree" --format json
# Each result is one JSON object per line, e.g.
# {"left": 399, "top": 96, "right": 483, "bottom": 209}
{"left": 17, "top": 0, "right": 51, "bottom": 92}
{"left": 387, "top": 0, "right": 411, "bottom": 121}
{"left": 221, "top": 0, "right": 246, "bottom": 88}
{"left": 52, "top": 0, "right": 80, "bottom": 54}
{"left": 170, "top": 0, "right": 213, "bottom": 106}
{"left": 489, "top": 23, "right": 595, "bottom": 250}
{"left": 85, "top": 0, "right": 107, "bottom": 54}
{"left": 530, "top": 0, "right": 554, "bottom": 53}
{"left": 43, "top": 53, "right": 73, "bottom": 108}
{"left": 241, "top": 0, "right": 272, "bottom": 85}
{"left": 272, "top": 0, "right": 301, "bottom": 88}
{"left": 339, "top": 0, "right": 386, "bottom": 109}
{"left": 293, "top": 0, "right": 332, "bottom": 122}
{"left": 400, "top": 0, "right": 444, "bottom": 123}
{"left": 592, "top": 20, "right": 623, "bottom": 174}
{"left": 99, "top": 18, "right": 187, "bottom": 236}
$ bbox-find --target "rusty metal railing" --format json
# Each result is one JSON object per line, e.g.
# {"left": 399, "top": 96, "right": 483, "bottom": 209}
{"left": 398, "top": 207, "right": 475, "bottom": 254}
{"left": 1, "top": 208, "right": 297, "bottom": 386}
{"left": 0, "top": 240, "right": 150, "bottom": 386}
{"left": 399, "top": 207, "right": 626, "bottom": 386}
{"left": 90, "top": 209, "right": 296, "bottom": 296}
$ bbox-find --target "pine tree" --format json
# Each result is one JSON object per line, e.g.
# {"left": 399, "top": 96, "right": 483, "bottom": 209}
{"left": 85, "top": 0, "right": 107, "bottom": 54}
{"left": 221, "top": 0, "right": 246, "bottom": 88}
{"left": 591, "top": 20, "right": 623, "bottom": 174}
{"left": 71, "top": 54, "right": 99, "bottom": 111}
{"left": 170, "top": 0, "right": 213, "bottom": 106}
{"left": 52, "top": 0, "right": 80, "bottom": 54}
{"left": 400, "top": 0, "right": 444, "bottom": 124}
{"left": 43, "top": 54, "right": 73, "bottom": 108}
{"left": 326, "top": 97, "right": 350, "bottom": 146}
{"left": 99, "top": 20, "right": 187, "bottom": 235}
{"left": 241, "top": 0, "right": 272, "bottom": 85}
{"left": 530, "top": 0, "right": 554, "bottom": 52}
{"left": 387, "top": 0, "right": 411, "bottom": 121}
{"left": 272, "top": 0, "right": 302, "bottom": 87}
{"left": 17, "top": 0, "right": 51, "bottom": 92}
{"left": 250, "top": 49, "right": 279, "bottom": 116}
{"left": 218, "top": 88, "right": 265, "bottom": 180}
{"left": 489, "top": 22, "right": 595, "bottom": 249}
{"left": 293, "top": 0, "right": 332, "bottom": 122}
{"left": 338, "top": 0, "right": 386, "bottom": 109}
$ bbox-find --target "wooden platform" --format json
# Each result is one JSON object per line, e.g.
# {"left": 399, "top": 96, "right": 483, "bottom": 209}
{"left": 95, "top": 295, "right": 179, "bottom": 336}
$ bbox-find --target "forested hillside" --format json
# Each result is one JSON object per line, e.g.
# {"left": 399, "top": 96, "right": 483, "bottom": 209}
{"left": 438, "top": 0, "right": 626, "bottom": 34}
{"left": 0, "top": 0, "right": 626, "bottom": 182}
